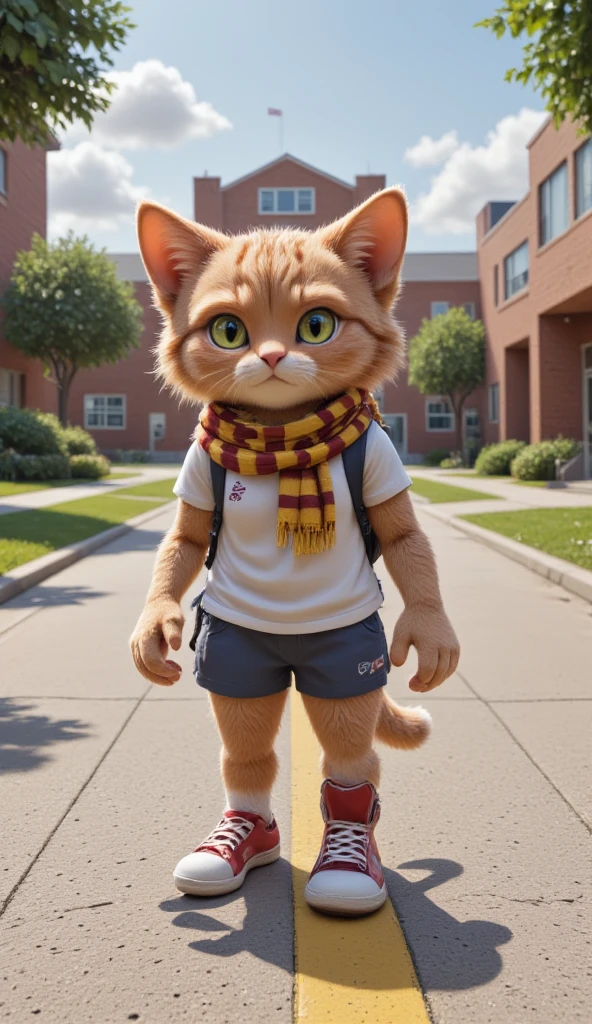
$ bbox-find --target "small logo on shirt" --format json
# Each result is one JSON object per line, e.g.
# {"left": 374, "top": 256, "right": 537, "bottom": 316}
{"left": 229, "top": 481, "right": 246, "bottom": 501}
{"left": 358, "top": 656, "right": 385, "bottom": 676}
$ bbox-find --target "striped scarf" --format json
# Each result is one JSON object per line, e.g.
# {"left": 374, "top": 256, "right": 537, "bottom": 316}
{"left": 197, "top": 388, "right": 381, "bottom": 555}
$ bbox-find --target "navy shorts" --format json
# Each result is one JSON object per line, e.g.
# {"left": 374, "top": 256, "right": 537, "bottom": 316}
{"left": 194, "top": 610, "right": 391, "bottom": 700}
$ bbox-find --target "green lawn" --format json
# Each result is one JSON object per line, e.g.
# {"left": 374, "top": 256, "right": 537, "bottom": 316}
{"left": 411, "top": 478, "right": 498, "bottom": 504}
{"left": 115, "top": 478, "right": 177, "bottom": 500}
{"left": 0, "top": 471, "right": 141, "bottom": 499}
{"left": 0, "top": 493, "right": 167, "bottom": 575}
{"left": 462, "top": 507, "right": 592, "bottom": 571}
{"left": 446, "top": 472, "right": 548, "bottom": 488}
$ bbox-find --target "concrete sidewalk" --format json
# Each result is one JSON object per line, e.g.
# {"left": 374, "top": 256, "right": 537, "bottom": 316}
{"left": 411, "top": 466, "right": 592, "bottom": 509}
{"left": 0, "top": 505, "right": 590, "bottom": 1022}
{"left": 0, "top": 465, "right": 180, "bottom": 518}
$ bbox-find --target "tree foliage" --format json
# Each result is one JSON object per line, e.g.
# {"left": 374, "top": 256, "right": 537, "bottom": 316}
{"left": 408, "top": 307, "right": 486, "bottom": 453}
{"left": 0, "top": 0, "right": 134, "bottom": 145}
{"left": 2, "top": 233, "right": 142, "bottom": 424}
{"left": 477, "top": 0, "right": 592, "bottom": 135}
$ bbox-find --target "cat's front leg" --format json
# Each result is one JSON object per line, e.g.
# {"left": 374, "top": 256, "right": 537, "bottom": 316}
{"left": 367, "top": 489, "right": 460, "bottom": 693}
{"left": 129, "top": 500, "right": 211, "bottom": 685}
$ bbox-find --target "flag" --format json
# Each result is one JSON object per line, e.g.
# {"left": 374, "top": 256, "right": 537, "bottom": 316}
{"left": 268, "top": 108, "right": 282, "bottom": 116}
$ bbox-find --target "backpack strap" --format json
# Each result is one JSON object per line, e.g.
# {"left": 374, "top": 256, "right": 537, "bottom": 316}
{"left": 204, "top": 460, "right": 226, "bottom": 570}
{"left": 342, "top": 430, "right": 381, "bottom": 565}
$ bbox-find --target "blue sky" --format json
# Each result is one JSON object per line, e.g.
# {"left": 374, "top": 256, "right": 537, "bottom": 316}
{"left": 48, "top": 0, "right": 545, "bottom": 253}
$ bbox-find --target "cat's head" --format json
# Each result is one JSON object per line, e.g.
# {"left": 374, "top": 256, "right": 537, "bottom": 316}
{"left": 137, "top": 188, "right": 407, "bottom": 411}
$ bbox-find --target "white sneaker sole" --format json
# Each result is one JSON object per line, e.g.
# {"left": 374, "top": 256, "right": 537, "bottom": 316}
{"left": 173, "top": 843, "right": 281, "bottom": 897}
{"left": 304, "top": 881, "right": 387, "bottom": 917}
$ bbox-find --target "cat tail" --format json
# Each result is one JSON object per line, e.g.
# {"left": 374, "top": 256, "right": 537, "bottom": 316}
{"left": 375, "top": 692, "right": 432, "bottom": 750}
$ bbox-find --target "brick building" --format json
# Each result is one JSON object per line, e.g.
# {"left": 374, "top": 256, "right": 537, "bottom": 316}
{"left": 477, "top": 117, "right": 592, "bottom": 476}
{"left": 69, "top": 155, "right": 483, "bottom": 460}
{"left": 0, "top": 137, "right": 56, "bottom": 411}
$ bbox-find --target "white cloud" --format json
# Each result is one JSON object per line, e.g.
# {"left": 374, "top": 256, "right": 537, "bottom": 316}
{"left": 404, "top": 130, "right": 459, "bottom": 168}
{"left": 65, "top": 59, "right": 232, "bottom": 150}
{"left": 408, "top": 108, "right": 548, "bottom": 234}
{"left": 48, "top": 142, "right": 149, "bottom": 235}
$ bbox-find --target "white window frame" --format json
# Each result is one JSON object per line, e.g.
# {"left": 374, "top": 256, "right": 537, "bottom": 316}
{"left": 464, "top": 407, "right": 479, "bottom": 430}
{"left": 575, "top": 138, "right": 592, "bottom": 220}
{"left": 84, "top": 394, "right": 126, "bottom": 430}
{"left": 539, "top": 161, "right": 568, "bottom": 247}
{"left": 0, "top": 148, "right": 6, "bottom": 195}
{"left": 488, "top": 383, "right": 500, "bottom": 424}
{"left": 426, "top": 397, "right": 455, "bottom": 433}
{"left": 503, "top": 241, "right": 529, "bottom": 300}
{"left": 258, "top": 187, "right": 316, "bottom": 215}
{"left": 462, "top": 302, "right": 476, "bottom": 319}
{"left": 431, "top": 301, "right": 450, "bottom": 318}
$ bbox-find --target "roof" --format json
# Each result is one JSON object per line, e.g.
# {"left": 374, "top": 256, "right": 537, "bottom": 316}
{"left": 220, "top": 154, "right": 355, "bottom": 192}
{"left": 110, "top": 250, "right": 479, "bottom": 285}
{"left": 402, "top": 252, "right": 478, "bottom": 282}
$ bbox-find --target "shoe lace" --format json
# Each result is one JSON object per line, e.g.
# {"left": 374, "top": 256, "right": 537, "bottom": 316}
{"left": 320, "top": 819, "right": 369, "bottom": 870}
{"left": 196, "top": 816, "right": 254, "bottom": 854}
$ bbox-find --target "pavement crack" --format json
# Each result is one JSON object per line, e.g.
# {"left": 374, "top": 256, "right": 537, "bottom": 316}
{"left": 63, "top": 901, "right": 114, "bottom": 912}
{"left": 456, "top": 670, "right": 592, "bottom": 837}
{"left": 0, "top": 684, "right": 151, "bottom": 920}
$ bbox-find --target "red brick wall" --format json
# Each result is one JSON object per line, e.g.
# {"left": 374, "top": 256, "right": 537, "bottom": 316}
{"left": 477, "top": 118, "right": 592, "bottom": 447}
{"left": 0, "top": 138, "right": 55, "bottom": 410}
{"left": 68, "top": 283, "right": 201, "bottom": 453}
{"left": 385, "top": 279, "right": 485, "bottom": 456}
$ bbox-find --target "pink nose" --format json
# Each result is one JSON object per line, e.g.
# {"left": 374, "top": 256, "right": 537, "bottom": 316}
{"left": 259, "top": 346, "right": 285, "bottom": 369}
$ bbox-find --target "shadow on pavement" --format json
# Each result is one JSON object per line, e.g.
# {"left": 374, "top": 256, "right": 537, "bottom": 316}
{"left": 0, "top": 697, "right": 90, "bottom": 773}
{"left": 4, "top": 584, "right": 109, "bottom": 608}
{"left": 159, "top": 855, "right": 512, "bottom": 991}
{"left": 386, "top": 858, "right": 513, "bottom": 991}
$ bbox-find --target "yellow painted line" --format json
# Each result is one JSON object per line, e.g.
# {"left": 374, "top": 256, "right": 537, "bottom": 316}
{"left": 291, "top": 692, "right": 430, "bottom": 1023}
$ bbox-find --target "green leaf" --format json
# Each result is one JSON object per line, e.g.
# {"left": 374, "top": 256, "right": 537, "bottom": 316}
{"left": 2, "top": 36, "right": 20, "bottom": 61}
{"left": 19, "top": 44, "right": 38, "bottom": 67}
{"left": 6, "top": 12, "right": 24, "bottom": 31}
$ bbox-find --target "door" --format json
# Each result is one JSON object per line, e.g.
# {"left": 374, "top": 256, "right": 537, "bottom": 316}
{"left": 584, "top": 344, "right": 592, "bottom": 479}
{"left": 382, "top": 413, "right": 407, "bottom": 458}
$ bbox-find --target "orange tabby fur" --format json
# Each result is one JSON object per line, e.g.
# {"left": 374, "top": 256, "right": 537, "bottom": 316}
{"left": 130, "top": 188, "right": 460, "bottom": 798}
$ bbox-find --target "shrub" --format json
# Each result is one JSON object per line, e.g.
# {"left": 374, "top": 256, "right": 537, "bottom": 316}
{"left": 424, "top": 448, "right": 451, "bottom": 467}
{"left": 62, "top": 425, "right": 98, "bottom": 456}
{"left": 69, "top": 454, "right": 110, "bottom": 479}
{"left": 34, "top": 412, "right": 69, "bottom": 454}
{"left": 511, "top": 438, "right": 581, "bottom": 481}
{"left": 0, "top": 450, "right": 70, "bottom": 481}
{"left": 0, "top": 407, "right": 64, "bottom": 456}
{"left": 474, "top": 440, "right": 526, "bottom": 476}
{"left": 440, "top": 456, "right": 462, "bottom": 469}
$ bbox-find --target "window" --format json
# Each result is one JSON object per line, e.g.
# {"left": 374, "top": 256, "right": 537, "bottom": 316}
{"left": 494, "top": 265, "right": 499, "bottom": 307}
{"left": 488, "top": 383, "right": 500, "bottom": 424}
{"left": 0, "top": 148, "right": 6, "bottom": 195}
{"left": 84, "top": 394, "right": 126, "bottom": 429}
{"left": 575, "top": 138, "right": 592, "bottom": 219}
{"left": 539, "top": 162, "right": 568, "bottom": 246}
{"left": 431, "top": 301, "right": 449, "bottom": 318}
{"left": 0, "top": 369, "right": 23, "bottom": 408}
{"left": 462, "top": 302, "right": 476, "bottom": 319}
{"left": 504, "top": 241, "right": 529, "bottom": 300}
{"left": 426, "top": 398, "right": 454, "bottom": 432}
{"left": 258, "top": 188, "right": 315, "bottom": 215}
{"left": 464, "top": 408, "right": 479, "bottom": 430}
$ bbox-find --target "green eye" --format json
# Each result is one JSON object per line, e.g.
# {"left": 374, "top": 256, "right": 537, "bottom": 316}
{"left": 297, "top": 308, "right": 337, "bottom": 345}
{"left": 209, "top": 315, "right": 248, "bottom": 350}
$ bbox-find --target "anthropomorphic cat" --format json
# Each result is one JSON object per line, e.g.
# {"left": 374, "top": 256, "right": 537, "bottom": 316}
{"left": 130, "top": 188, "right": 460, "bottom": 916}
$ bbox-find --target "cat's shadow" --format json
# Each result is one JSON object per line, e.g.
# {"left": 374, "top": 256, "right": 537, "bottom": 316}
{"left": 159, "top": 856, "right": 512, "bottom": 991}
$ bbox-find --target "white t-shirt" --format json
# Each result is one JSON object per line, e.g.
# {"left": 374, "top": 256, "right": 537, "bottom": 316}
{"left": 174, "top": 420, "right": 411, "bottom": 634}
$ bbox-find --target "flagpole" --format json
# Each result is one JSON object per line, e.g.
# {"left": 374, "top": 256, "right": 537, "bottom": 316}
{"left": 280, "top": 113, "right": 284, "bottom": 154}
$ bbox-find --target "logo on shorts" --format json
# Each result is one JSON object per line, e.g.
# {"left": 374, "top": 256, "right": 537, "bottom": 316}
{"left": 229, "top": 481, "right": 246, "bottom": 501}
{"left": 358, "top": 655, "right": 385, "bottom": 676}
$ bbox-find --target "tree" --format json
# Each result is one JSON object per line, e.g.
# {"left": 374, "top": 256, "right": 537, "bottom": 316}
{"left": 408, "top": 307, "right": 486, "bottom": 460}
{"left": 0, "top": 0, "right": 134, "bottom": 145}
{"left": 2, "top": 234, "right": 143, "bottom": 425}
{"left": 477, "top": 1, "right": 592, "bottom": 135}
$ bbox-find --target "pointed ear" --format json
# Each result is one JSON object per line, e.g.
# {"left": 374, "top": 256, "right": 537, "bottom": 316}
{"left": 322, "top": 188, "right": 408, "bottom": 307}
{"left": 136, "top": 202, "right": 227, "bottom": 313}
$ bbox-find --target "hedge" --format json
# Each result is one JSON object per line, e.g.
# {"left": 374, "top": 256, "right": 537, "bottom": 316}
{"left": 69, "top": 454, "right": 110, "bottom": 479}
{"left": 0, "top": 451, "right": 71, "bottom": 481}
{"left": 474, "top": 440, "right": 526, "bottom": 476}
{"left": 511, "top": 438, "right": 580, "bottom": 481}
{"left": 0, "top": 407, "right": 65, "bottom": 457}
{"left": 61, "top": 425, "right": 98, "bottom": 456}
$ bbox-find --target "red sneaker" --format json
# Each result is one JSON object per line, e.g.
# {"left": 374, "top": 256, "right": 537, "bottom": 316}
{"left": 173, "top": 810, "right": 280, "bottom": 896}
{"left": 304, "top": 779, "right": 387, "bottom": 916}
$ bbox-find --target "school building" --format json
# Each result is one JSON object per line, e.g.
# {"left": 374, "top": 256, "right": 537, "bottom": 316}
{"left": 1, "top": 127, "right": 591, "bottom": 473}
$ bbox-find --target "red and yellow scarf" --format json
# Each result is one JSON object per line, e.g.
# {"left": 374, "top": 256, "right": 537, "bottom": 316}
{"left": 197, "top": 388, "right": 381, "bottom": 555}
